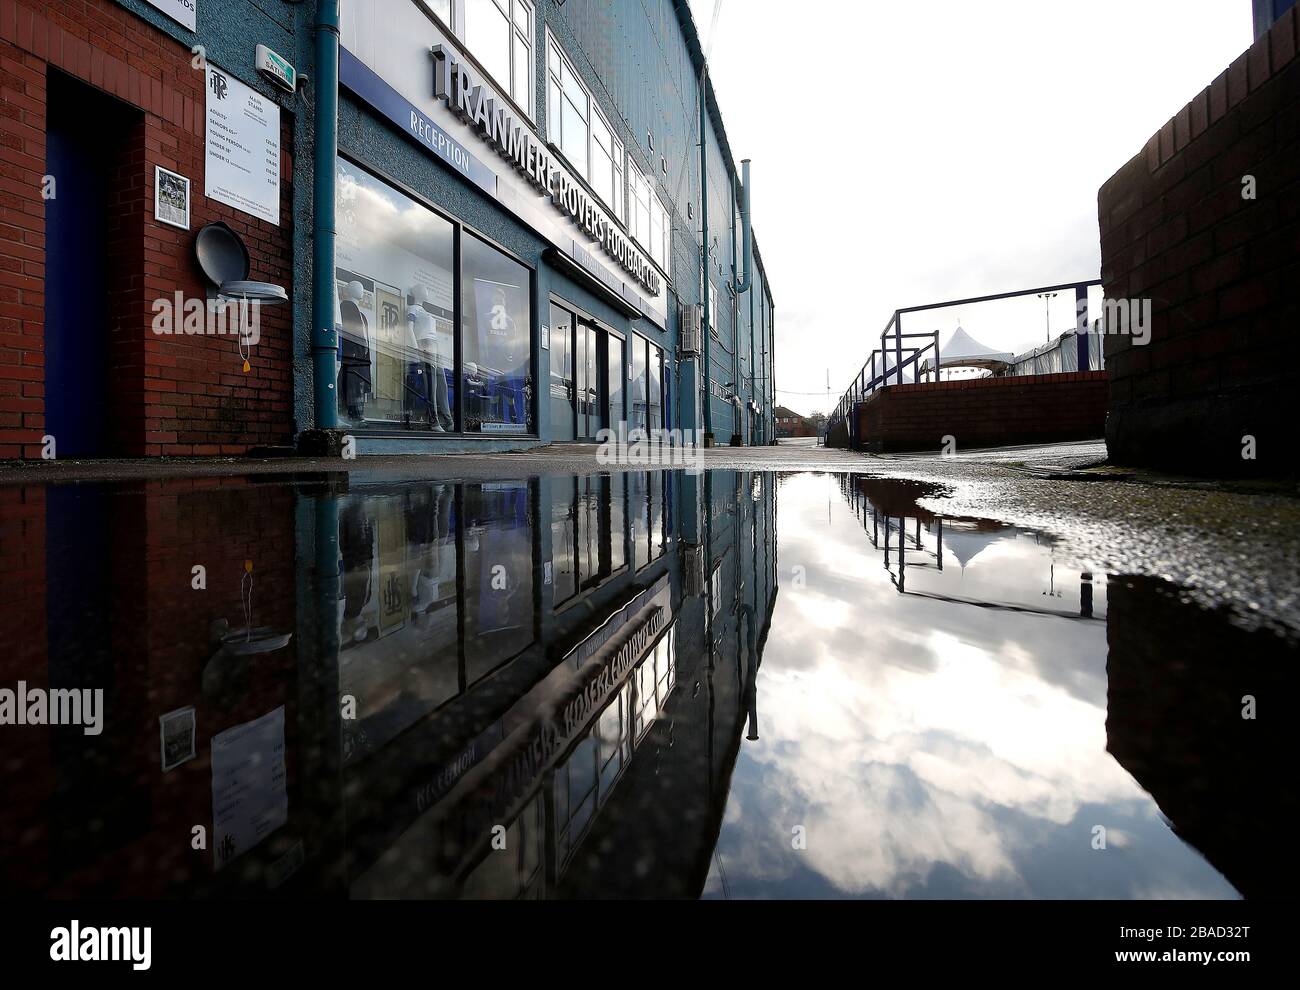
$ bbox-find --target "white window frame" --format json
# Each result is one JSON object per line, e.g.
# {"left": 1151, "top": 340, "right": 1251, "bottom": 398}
{"left": 445, "top": 0, "right": 535, "bottom": 121}
{"left": 545, "top": 31, "right": 625, "bottom": 219}
{"left": 628, "top": 158, "right": 668, "bottom": 271}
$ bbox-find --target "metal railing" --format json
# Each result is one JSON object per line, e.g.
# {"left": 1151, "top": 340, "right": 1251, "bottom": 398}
{"left": 827, "top": 278, "right": 1102, "bottom": 447}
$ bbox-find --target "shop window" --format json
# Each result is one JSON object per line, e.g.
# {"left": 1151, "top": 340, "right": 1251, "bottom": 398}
{"left": 462, "top": 233, "right": 532, "bottom": 434}
{"left": 336, "top": 159, "right": 536, "bottom": 436}
{"left": 334, "top": 158, "right": 456, "bottom": 431}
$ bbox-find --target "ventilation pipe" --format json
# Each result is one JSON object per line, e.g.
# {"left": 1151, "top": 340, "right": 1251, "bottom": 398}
{"left": 735, "top": 159, "right": 752, "bottom": 294}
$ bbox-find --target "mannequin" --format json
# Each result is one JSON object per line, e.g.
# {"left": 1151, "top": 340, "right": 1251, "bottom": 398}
{"left": 337, "top": 280, "right": 372, "bottom": 421}
{"left": 408, "top": 284, "right": 453, "bottom": 432}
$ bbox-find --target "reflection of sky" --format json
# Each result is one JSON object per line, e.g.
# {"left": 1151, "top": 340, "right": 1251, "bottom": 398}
{"left": 703, "top": 474, "right": 1237, "bottom": 900}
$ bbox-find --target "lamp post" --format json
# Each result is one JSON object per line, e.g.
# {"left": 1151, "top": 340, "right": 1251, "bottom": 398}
{"left": 1037, "top": 291, "right": 1058, "bottom": 344}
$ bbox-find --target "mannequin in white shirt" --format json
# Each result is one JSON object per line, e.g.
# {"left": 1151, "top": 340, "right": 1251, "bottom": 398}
{"left": 407, "top": 284, "right": 453, "bottom": 432}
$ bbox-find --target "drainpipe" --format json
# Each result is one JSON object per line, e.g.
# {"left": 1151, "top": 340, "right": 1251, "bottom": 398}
{"left": 312, "top": 0, "right": 341, "bottom": 432}
{"left": 699, "top": 80, "right": 713, "bottom": 448}
{"left": 735, "top": 160, "right": 752, "bottom": 295}
{"left": 733, "top": 163, "right": 753, "bottom": 446}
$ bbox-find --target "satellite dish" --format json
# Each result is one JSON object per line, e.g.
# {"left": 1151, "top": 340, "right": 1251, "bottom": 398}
{"left": 194, "top": 221, "right": 250, "bottom": 287}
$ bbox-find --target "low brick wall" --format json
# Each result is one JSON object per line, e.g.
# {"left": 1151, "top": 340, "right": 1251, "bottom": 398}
{"left": 852, "top": 372, "right": 1108, "bottom": 453}
{"left": 1098, "top": 8, "right": 1300, "bottom": 476}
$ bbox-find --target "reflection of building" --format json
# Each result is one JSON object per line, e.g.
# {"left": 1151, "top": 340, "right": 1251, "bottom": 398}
{"left": 0, "top": 481, "right": 301, "bottom": 896}
{"left": 344, "top": 469, "right": 779, "bottom": 898}
{"left": 1106, "top": 576, "right": 1300, "bottom": 899}
{"left": 0, "top": 467, "right": 777, "bottom": 898}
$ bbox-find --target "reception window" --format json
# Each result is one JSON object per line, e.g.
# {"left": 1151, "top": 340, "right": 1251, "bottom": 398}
{"left": 462, "top": 233, "right": 532, "bottom": 434}
{"left": 334, "top": 157, "right": 535, "bottom": 435}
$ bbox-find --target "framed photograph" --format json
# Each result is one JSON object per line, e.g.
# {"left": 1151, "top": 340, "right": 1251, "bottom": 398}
{"left": 159, "top": 706, "right": 197, "bottom": 771}
{"left": 154, "top": 166, "right": 191, "bottom": 230}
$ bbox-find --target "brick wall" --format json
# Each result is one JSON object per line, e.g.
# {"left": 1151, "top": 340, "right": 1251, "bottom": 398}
{"left": 1098, "top": 8, "right": 1300, "bottom": 476}
{"left": 0, "top": 0, "right": 295, "bottom": 459}
{"left": 851, "top": 372, "right": 1108, "bottom": 453}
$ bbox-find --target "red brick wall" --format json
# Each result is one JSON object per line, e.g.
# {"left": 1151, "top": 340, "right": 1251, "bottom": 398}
{"left": 851, "top": 372, "right": 1109, "bottom": 453}
{"left": 0, "top": 0, "right": 295, "bottom": 459}
{"left": 1098, "top": 8, "right": 1300, "bottom": 476}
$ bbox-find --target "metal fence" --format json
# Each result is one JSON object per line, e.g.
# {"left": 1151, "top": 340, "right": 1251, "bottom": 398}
{"left": 827, "top": 279, "right": 1102, "bottom": 448}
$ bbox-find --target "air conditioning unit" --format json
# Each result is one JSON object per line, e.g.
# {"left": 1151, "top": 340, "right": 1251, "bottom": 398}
{"left": 682, "top": 543, "right": 706, "bottom": 597}
{"left": 680, "top": 304, "right": 702, "bottom": 355}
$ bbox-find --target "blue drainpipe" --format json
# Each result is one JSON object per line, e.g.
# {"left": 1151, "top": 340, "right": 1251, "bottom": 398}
{"left": 735, "top": 160, "right": 752, "bottom": 295}
{"left": 312, "top": 0, "right": 341, "bottom": 431}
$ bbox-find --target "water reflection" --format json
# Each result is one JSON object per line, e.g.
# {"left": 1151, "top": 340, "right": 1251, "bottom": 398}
{"left": 0, "top": 471, "right": 1292, "bottom": 899}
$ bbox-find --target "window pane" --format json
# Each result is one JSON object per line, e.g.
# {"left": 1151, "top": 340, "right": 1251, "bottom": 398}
{"left": 465, "top": 0, "right": 511, "bottom": 90}
{"left": 647, "top": 343, "right": 662, "bottom": 429}
{"left": 650, "top": 204, "right": 663, "bottom": 268}
{"left": 549, "top": 303, "right": 573, "bottom": 398}
{"left": 607, "top": 335, "right": 623, "bottom": 431}
{"left": 561, "top": 63, "right": 586, "bottom": 119}
{"left": 547, "top": 79, "right": 561, "bottom": 142}
{"left": 608, "top": 473, "right": 626, "bottom": 573}
{"left": 462, "top": 235, "right": 532, "bottom": 434}
{"left": 464, "top": 482, "right": 536, "bottom": 682}
{"left": 591, "top": 111, "right": 610, "bottom": 155}
{"left": 631, "top": 338, "right": 647, "bottom": 435}
{"left": 590, "top": 141, "right": 612, "bottom": 206}
{"left": 612, "top": 150, "right": 624, "bottom": 222}
{"left": 551, "top": 481, "right": 577, "bottom": 606}
{"left": 512, "top": 33, "right": 530, "bottom": 110}
{"left": 562, "top": 96, "right": 588, "bottom": 175}
{"left": 513, "top": 0, "right": 532, "bottom": 32}
{"left": 334, "top": 158, "right": 455, "bottom": 431}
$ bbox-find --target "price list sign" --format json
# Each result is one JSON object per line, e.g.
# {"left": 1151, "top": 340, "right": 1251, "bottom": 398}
{"left": 205, "top": 65, "right": 281, "bottom": 225}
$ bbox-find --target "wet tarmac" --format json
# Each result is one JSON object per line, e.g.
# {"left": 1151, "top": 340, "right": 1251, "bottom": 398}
{"left": 1, "top": 465, "right": 1294, "bottom": 898}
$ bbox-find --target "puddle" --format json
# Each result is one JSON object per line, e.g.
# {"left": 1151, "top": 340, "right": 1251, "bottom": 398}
{"left": 0, "top": 471, "right": 1292, "bottom": 899}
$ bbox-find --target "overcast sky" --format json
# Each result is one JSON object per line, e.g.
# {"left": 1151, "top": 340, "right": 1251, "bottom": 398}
{"left": 689, "top": 0, "right": 1252, "bottom": 415}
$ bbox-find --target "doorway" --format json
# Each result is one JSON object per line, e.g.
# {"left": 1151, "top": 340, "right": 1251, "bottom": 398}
{"left": 575, "top": 320, "right": 600, "bottom": 441}
{"left": 548, "top": 304, "right": 575, "bottom": 442}
{"left": 606, "top": 335, "right": 624, "bottom": 435}
{"left": 44, "top": 73, "right": 140, "bottom": 457}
